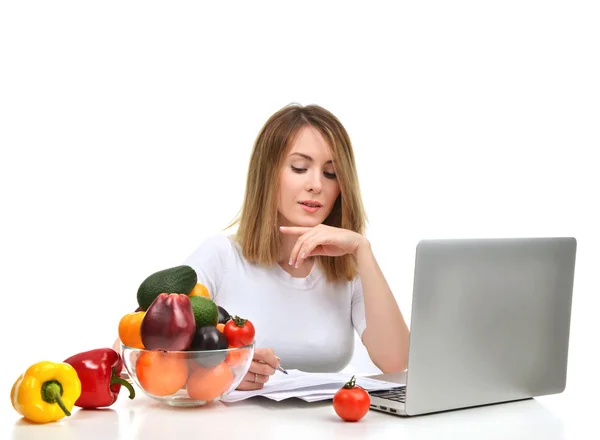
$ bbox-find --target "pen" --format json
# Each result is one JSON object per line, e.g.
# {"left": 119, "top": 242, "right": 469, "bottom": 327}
{"left": 255, "top": 359, "right": 288, "bottom": 375}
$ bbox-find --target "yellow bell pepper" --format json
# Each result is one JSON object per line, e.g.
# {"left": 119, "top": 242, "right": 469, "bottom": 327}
{"left": 11, "top": 360, "right": 82, "bottom": 424}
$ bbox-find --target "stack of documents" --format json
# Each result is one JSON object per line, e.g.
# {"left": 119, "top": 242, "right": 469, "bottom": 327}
{"left": 222, "top": 369, "right": 402, "bottom": 403}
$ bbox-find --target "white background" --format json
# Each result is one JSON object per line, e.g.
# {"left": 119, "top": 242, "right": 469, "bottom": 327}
{"left": 1, "top": 0, "right": 598, "bottom": 431}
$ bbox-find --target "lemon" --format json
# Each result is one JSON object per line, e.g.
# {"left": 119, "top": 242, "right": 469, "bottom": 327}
{"left": 188, "top": 283, "right": 211, "bottom": 298}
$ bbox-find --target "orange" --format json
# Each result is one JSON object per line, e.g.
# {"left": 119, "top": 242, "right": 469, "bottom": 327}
{"left": 185, "top": 358, "right": 203, "bottom": 379}
{"left": 118, "top": 311, "right": 145, "bottom": 349}
{"left": 225, "top": 347, "right": 249, "bottom": 367}
{"left": 188, "top": 283, "right": 211, "bottom": 298}
{"left": 136, "top": 351, "right": 188, "bottom": 396}
{"left": 186, "top": 362, "right": 233, "bottom": 401}
{"left": 180, "top": 359, "right": 201, "bottom": 391}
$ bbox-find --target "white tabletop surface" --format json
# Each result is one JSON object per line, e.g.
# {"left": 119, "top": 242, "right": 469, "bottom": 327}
{"left": 3, "top": 377, "right": 598, "bottom": 440}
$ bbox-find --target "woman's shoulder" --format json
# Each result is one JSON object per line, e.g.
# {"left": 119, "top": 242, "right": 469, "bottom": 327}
{"left": 183, "top": 232, "right": 239, "bottom": 266}
{"left": 196, "top": 232, "right": 237, "bottom": 251}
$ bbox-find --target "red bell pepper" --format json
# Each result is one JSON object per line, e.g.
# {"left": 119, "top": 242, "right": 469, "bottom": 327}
{"left": 140, "top": 293, "right": 196, "bottom": 351}
{"left": 64, "top": 348, "right": 135, "bottom": 408}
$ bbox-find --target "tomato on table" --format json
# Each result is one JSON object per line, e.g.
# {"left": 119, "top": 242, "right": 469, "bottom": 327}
{"left": 224, "top": 316, "right": 255, "bottom": 347}
{"left": 332, "top": 376, "right": 370, "bottom": 422}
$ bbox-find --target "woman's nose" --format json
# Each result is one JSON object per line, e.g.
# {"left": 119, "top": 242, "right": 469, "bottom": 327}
{"left": 306, "top": 171, "right": 323, "bottom": 193}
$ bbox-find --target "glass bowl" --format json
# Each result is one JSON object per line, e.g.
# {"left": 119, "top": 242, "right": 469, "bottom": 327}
{"left": 121, "top": 342, "right": 254, "bottom": 407}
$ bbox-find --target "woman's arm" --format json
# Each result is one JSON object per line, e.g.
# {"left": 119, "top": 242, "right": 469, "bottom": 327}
{"left": 354, "top": 239, "right": 410, "bottom": 373}
{"left": 282, "top": 224, "right": 410, "bottom": 373}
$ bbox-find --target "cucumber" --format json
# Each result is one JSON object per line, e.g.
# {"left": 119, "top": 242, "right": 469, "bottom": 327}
{"left": 136, "top": 265, "right": 198, "bottom": 311}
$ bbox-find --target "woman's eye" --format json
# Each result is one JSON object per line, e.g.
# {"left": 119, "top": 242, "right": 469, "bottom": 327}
{"left": 291, "top": 165, "right": 336, "bottom": 179}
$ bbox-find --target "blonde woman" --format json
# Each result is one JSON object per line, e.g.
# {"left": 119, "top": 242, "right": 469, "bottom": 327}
{"left": 184, "top": 103, "right": 409, "bottom": 391}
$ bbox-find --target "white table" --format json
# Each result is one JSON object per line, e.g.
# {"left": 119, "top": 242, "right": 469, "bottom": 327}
{"left": 4, "top": 382, "right": 596, "bottom": 440}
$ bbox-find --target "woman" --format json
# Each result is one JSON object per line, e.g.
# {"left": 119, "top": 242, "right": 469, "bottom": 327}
{"left": 183, "top": 103, "right": 410, "bottom": 391}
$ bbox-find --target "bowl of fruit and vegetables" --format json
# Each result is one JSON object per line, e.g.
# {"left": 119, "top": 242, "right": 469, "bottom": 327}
{"left": 118, "top": 265, "right": 255, "bottom": 407}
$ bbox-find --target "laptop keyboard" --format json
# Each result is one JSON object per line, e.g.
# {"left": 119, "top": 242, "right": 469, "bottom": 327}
{"left": 370, "top": 386, "right": 406, "bottom": 403}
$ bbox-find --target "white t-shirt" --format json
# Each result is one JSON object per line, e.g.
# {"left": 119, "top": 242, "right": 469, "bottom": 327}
{"left": 182, "top": 233, "right": 367, "bottom": 373}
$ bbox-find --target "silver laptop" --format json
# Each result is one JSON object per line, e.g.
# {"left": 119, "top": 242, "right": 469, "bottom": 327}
{"left": 369, "top": 237, "right": 577, "bottom": 417}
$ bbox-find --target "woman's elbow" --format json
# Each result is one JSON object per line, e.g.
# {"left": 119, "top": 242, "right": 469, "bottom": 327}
{"left": 363, "top": 329, "right": 410, "bottom": 373}
{"left": 378, "top": 356, "right": 408, "bottom": 374}
{"left": 370, "top": 348, "right": 409, "bottom": 373}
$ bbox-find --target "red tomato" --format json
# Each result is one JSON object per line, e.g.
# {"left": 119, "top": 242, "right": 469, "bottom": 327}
{"left": 224, "top": 316, "right": 255, "bottom": 347}
{"left": 332, "top": 376, "right": 370, "bottom": 422}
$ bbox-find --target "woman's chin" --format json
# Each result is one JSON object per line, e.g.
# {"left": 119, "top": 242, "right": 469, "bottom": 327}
{"left": 278, "top": 210, "right": 328, "bottom": 228}
{"left": 285, "top": 218, "right": 322, "bottom": 228}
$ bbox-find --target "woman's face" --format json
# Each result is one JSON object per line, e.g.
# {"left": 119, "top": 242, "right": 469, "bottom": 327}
{"left": 277, "top": 125, "right": 341, "bottom": 227}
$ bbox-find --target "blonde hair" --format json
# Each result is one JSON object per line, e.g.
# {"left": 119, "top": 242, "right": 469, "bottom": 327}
{"left": 227, "top": 103, "right": 367, "bottom": 282}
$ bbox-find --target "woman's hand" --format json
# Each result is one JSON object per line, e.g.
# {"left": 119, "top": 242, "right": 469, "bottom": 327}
{"left": 280, "top": 224, "right": 367, "bottom": 268}
{"left": 236, "top": 347, "right": 280, "bottom": 390}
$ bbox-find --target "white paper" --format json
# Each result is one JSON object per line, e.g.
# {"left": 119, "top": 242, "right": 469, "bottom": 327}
{"left": 299, "top": 393, "right": 340, "bottom": 402}
{"left": 222, "top": 369, "right": 402, "bottom": 403}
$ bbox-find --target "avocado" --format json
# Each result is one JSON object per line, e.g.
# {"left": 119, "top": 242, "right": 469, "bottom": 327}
{"left": 189, "top": 296, "right": 219, "bottom": 327}
{"left": 136, "top": 265, "right": 197, "bottom": 311}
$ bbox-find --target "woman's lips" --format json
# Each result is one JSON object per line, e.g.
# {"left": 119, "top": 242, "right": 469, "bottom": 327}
{"left": 298, "top": 201, "right": 322, "bottom": 213}
{"left": 300, "top": 204, "right": 320, "bottom": 213}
